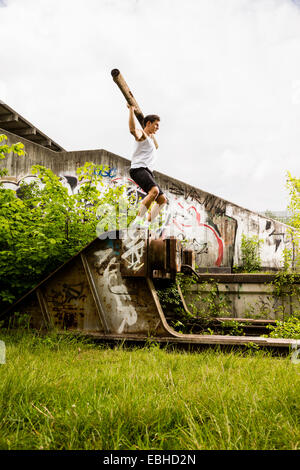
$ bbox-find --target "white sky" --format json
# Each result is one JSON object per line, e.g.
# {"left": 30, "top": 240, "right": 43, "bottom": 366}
{"left": 0, "top": 0, "right": 300, "bottom": 212}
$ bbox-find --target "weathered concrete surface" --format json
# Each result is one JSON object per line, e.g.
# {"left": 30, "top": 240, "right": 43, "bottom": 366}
{"left": 184, "top": 274, "right": 300, "bottom": 320}
{"left": 0, "top": 101, "right": 65, "bottom": 152}
{"left": 0, "top": 127, "right": 294, "bottom": 270}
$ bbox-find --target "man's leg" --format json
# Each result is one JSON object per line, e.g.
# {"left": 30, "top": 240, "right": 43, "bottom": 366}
{"left": 138, "top": 186, "right": 160, "bottom": 216}
{"left": 147, "top": 193, "right": 167, "bottom": 222}
{"left": 131, "top": 186, "right": 160, "bottom": 226}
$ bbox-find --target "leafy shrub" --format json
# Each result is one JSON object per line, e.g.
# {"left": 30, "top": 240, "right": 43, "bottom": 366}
{"left": 0, "top": 162, "right": 134, "bottom": 311}
{"left": 234, "top": 233, "right": 263, "bottom": 273}
{"left": 218, "top": 320, "right": 246, "bottom": 336}
{"left": 156, "top": 275, "right": 232, "bottom": 334}
{"left": 265, "top": 316, "right": 300, "bottom": 339}
{"left": 270, "top": 272, "right": 300, "bottom": 320}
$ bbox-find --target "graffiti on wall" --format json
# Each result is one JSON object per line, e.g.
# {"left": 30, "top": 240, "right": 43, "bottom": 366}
{"left": 46, "top": 281, "right": 87, "bottom": 328}
{"left": 0, "top": 164, "right": 293, "bottom": 268}
{"left": 121, "top": 229, "right": 145, "bottom": 273}
{"left": 161, "top": 197, "right": 224, "bottom": 266}
{"left": 93, "top": 247, "right": 138, "bottom": 333}
{"left": 226, "top": 206, "right": 293, "bottom": 268}
{"left": 109, "top": 175, "right": 226, "bottom": 267}
{"left": 93, "top": 167, "right": 117, "bottom": 179}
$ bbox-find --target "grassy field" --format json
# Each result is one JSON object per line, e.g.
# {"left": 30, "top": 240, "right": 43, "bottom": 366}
{"left": 0, "top": 330, "right": 299, "bottom": 450}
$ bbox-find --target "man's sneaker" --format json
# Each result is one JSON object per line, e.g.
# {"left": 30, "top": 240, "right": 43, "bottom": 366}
{"left": 148, "top": 219, "right": 160, "bottom": 232}
{"left": 130, "top": 217, "right": 149, "bottom": 229}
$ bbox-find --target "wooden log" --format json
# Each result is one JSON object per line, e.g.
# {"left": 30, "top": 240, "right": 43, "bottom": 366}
{"left": 111, "top": 69, "right": 145, "bottom": 127}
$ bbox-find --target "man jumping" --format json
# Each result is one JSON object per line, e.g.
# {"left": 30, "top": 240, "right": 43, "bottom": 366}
{"left": 128, "top": 104, "right": 167, "bottom": 227}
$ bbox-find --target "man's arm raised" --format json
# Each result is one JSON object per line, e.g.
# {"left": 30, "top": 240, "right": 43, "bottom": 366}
{"left": 128, "top": 104, "right": 144, "bottom": 141}
{"left": 152, "top": 135, "right": 159, "bottom": 149}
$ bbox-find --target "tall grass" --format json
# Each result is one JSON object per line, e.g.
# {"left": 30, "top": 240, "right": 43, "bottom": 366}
{"left": 0, "top": 330, "right": 299, "bottom": 450}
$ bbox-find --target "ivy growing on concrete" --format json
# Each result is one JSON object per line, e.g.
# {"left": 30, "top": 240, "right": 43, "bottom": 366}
{"left": 0, "top": 133, "right": 25, "bottom": 177}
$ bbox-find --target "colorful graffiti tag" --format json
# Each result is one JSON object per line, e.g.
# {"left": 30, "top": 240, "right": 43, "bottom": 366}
{"left": 110, "top": 176, "right": 225, "bottom": 267}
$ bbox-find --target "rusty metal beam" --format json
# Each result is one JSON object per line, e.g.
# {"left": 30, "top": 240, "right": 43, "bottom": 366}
{"left": 146, "top": 277, "right": 176, "bottom": 336}
{"left": 80, "top": 253, "right": 110, "bottom": 334}
{"left": 36, "top": 287, "right": 53, "bottom": 329}
{"left": 176, "top": 279, "right": 192, "bottom": 317}
{"left": 79, "top": 331, "right": 298, "bottom": 349}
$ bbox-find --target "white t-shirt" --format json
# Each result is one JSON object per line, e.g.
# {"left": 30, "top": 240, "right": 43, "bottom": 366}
{"left": 131, "top": 136, "right": 157, "bottom": 172}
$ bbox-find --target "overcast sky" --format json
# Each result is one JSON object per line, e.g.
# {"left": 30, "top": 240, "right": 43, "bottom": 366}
{"left": 1, "top": 0, "right": 300, "bottom": 212}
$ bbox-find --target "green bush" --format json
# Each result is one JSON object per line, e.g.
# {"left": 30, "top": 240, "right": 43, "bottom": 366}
{"left": 0, "top": 162, "right": 134, "bottom": 311}
{"left": 234, "top": 233, "right": 263, "bottom": 273}
{"left": 266, "top": 316, "right": 300, "bottom": 339}
{"left": 156, "top": 275, "right": 232, "bottom": 334}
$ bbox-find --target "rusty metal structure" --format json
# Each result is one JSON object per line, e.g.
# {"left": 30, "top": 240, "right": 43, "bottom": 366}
{"left": 3, "top": 228, "right": 295, "bottom": 350}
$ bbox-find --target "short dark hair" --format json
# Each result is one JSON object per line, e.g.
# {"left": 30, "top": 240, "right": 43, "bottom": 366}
{"left": 143, "top": 114, "right": 160, "bottom": 128}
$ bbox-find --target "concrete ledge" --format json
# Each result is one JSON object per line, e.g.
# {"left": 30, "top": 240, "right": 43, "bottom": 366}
{"left": 193, "top": 273, "right": 300, "bottom": 284}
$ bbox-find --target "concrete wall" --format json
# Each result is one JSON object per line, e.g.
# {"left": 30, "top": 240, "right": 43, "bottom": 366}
{"left": 0, "top": 128, "right": 294, "bottom": 270}
{"left": 184, "top": 274, "right": 300, "bottom": 320}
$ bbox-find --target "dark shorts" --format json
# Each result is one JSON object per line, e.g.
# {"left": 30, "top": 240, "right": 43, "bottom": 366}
{"left": 129, "top": 167, "right": 164, "bottom": 197}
